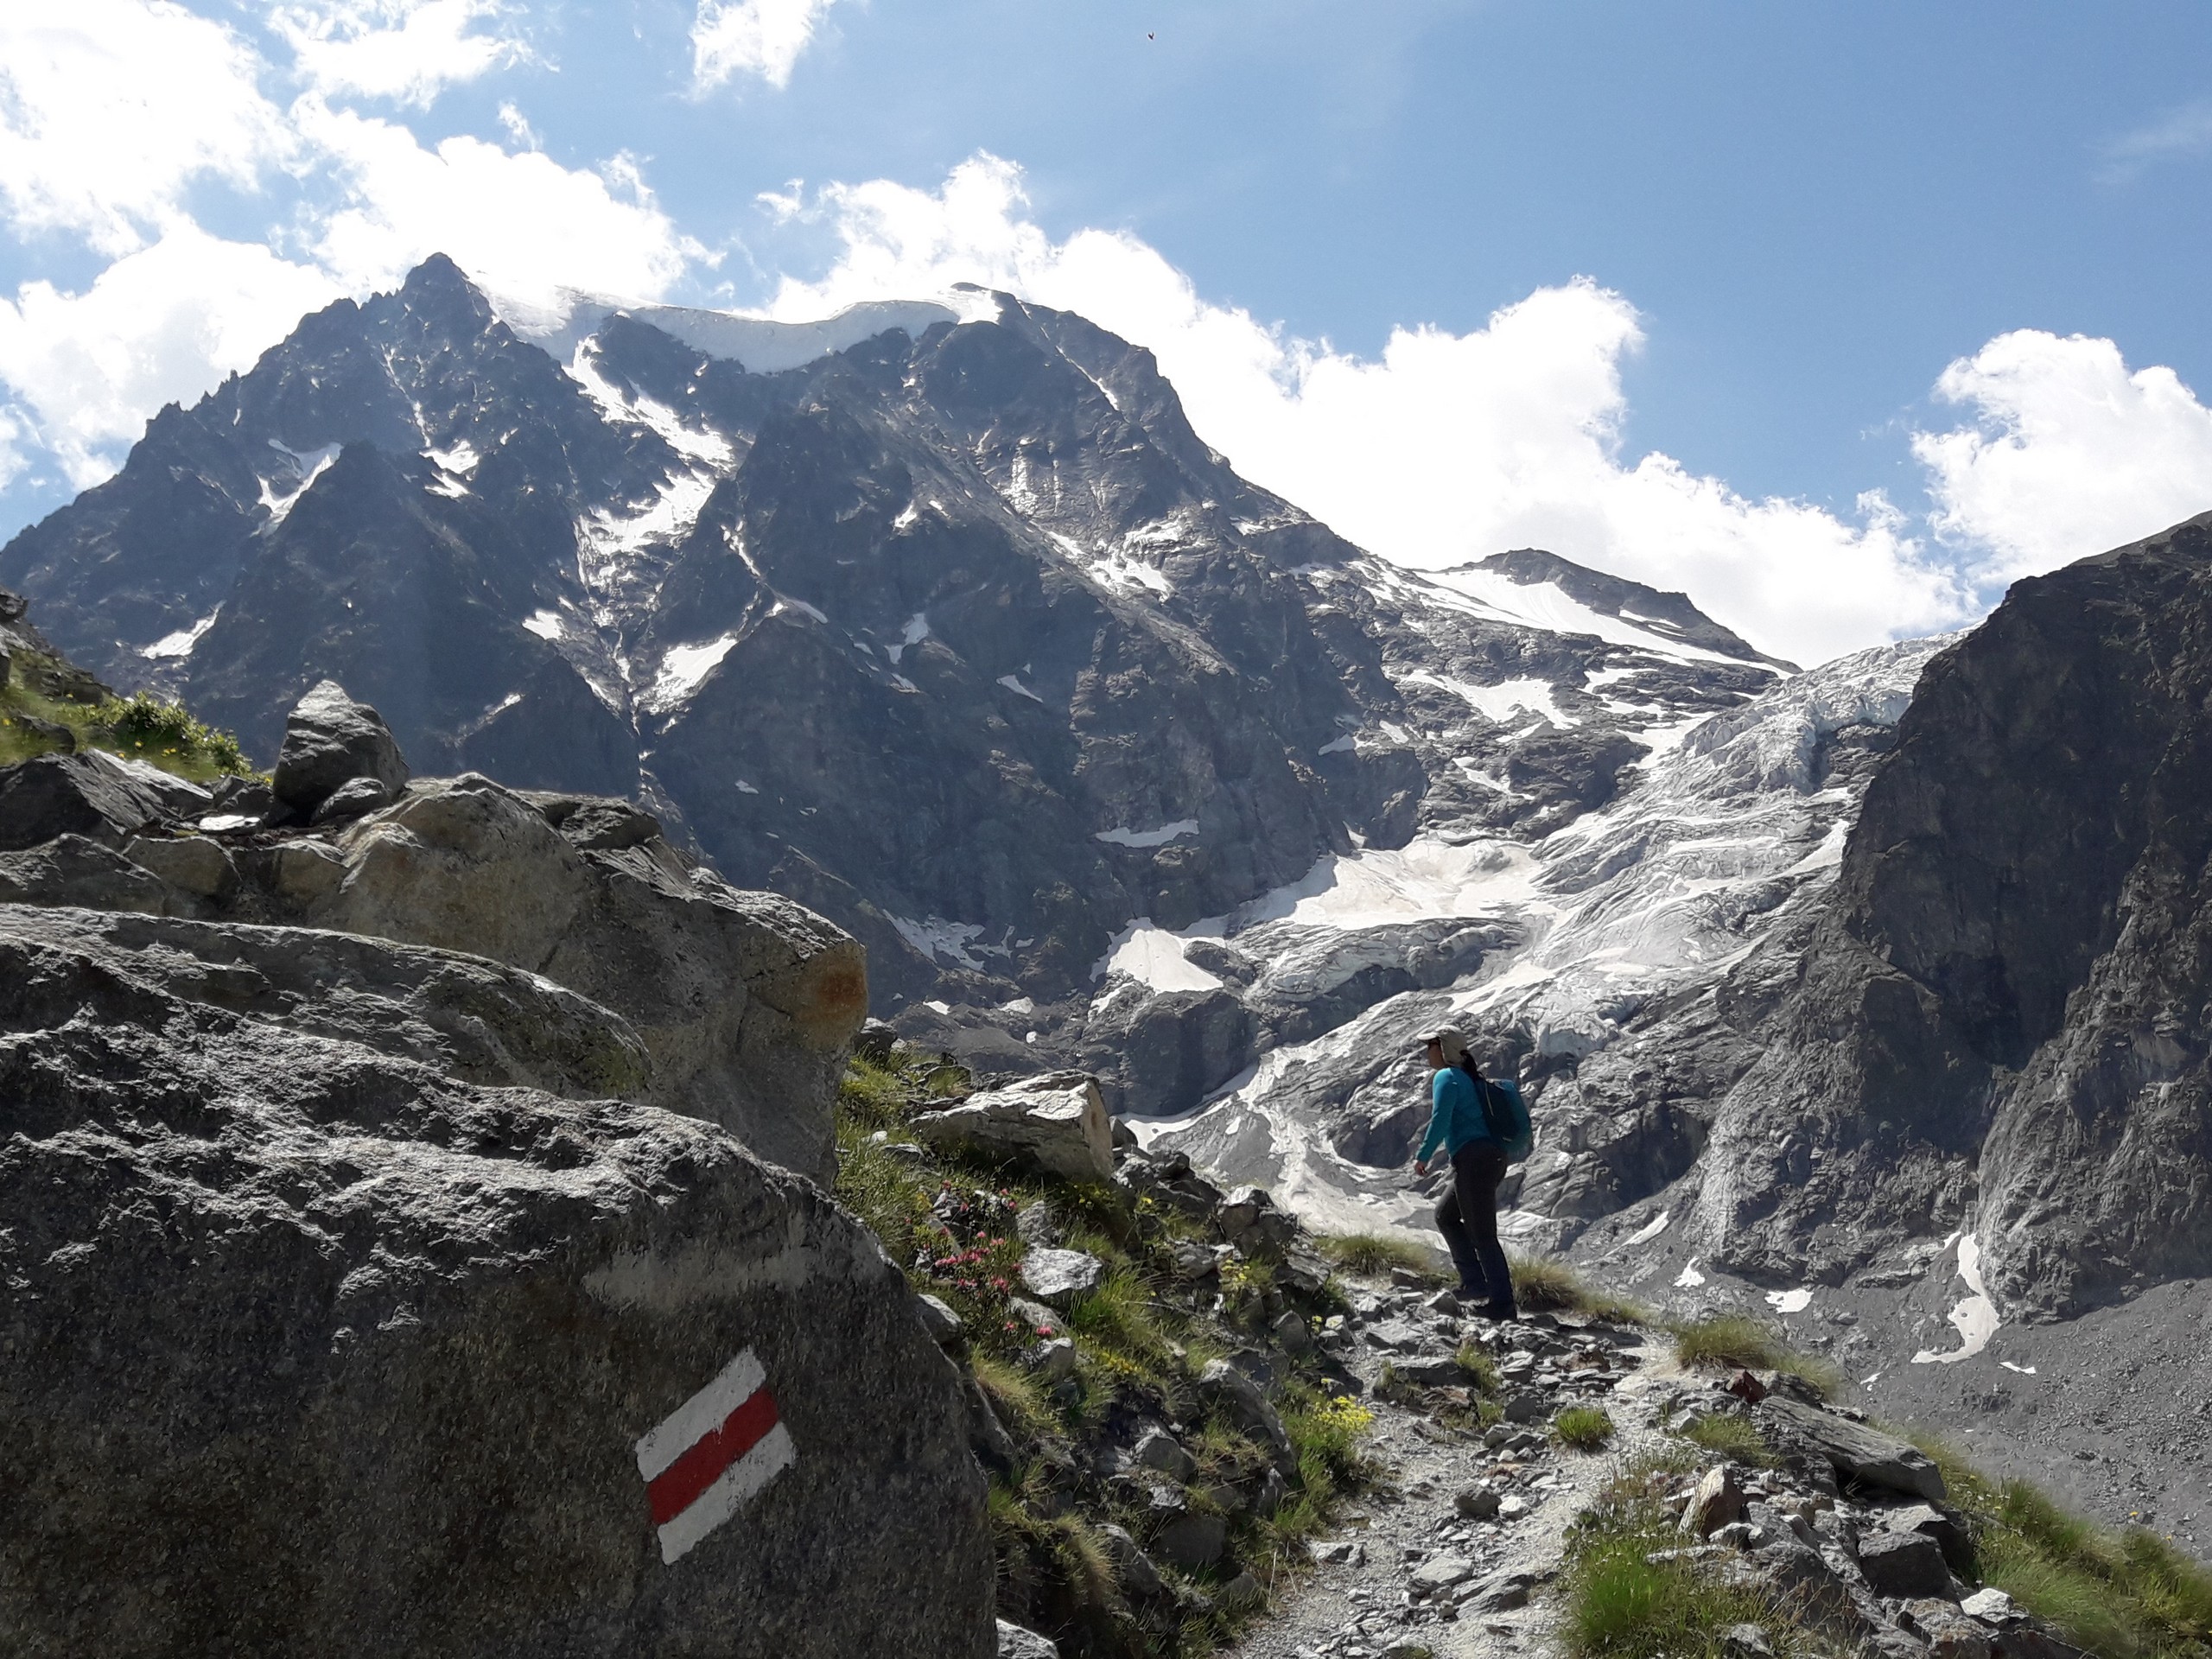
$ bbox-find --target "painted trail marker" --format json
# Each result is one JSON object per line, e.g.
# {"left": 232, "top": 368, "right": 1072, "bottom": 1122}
{"left": 634, "top": 1349, "right": 796, "bottom": 1564}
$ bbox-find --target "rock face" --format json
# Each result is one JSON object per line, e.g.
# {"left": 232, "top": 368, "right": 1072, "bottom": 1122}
{"left": 271, "top": 678, "right": 410, "bottom": 815}
{"left": 0, "top": 900, "right": 993, "bottom": 1656}
{"left": 1688, "top": 509, "right": 2212, "bottom": 1315}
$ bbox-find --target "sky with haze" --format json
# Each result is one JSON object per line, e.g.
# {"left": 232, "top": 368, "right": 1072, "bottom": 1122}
{"left": 4, "top": 1, "right": 2212, "bottom": 664}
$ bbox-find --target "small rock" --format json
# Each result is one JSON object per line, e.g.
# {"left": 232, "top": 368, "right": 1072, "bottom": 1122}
{"left": 1008, "top": 1297, "right": 1063, "bottom": 1339}
{"left": 1252, "top": 1466, "right": 1288, "bottom": 1517}
{"left": 1365, "top": 1318, "right": 1428, "bottom": 1352}
{"left": 1389, "top": 1266, "right": 1431, "bottom": 1289}
{"left": 1856, "top": 1529, "right": 1953, "bottom": 1599}
{"left": 124, "top": 833, "right": 236, "bottom": 899}
{"left": 1453, "top": 1484, "right": 1500, "bottom": 1520}
{"left": 309, "top": 773, "right": 397, "bottom": 824}
{"left": 1273, "top": 1309, "right": 1313, "bottom": 1354}
{"left": 1098, "top": 1523, "right": 1166, "bottom": 1599}
{"left": 1393, "top": 1353, "right": 1462, "bottom": 1387}
{"left": 1726, "top": 1369, "right": 1769, "bottom": 1404}
{"left": 853, "top": 1018, "right": 899, "bottom": 1065}
{"left": 1681, "top": 1465, "right": 1745, "bottom": 1538}
{"left": 1496, "top": 1494, "right": 1529, "bottom": 1521}
{"left": 1721, "top": 1624, "right": 1777, "bottom": 1659}
{"left": 1198, "top": 1359, "right": 1296, "bottom": 1471}
{"left": 1465, "top": 1569, "right": 1536, "bottom": 1612}
{"left": 1886, "top": 1502, "right": 1974, "bottom": 1574}
{"left": 1409, "top": 1554, "right": 1474, "bottom": 1594}
{"left": 1961, "top": 1588, "right": 2018, "bottom": 1624}
{"left": 1503, "top": 1390, "right": 1549, "bottom": 1424}
{"left": 1713, "top": 1522, "right": 1767, "bottom": 1550}
{"left": 912, "top": 1071, "right": 1113, "bottom": 1181}
{"left": 914, "top": 1294, "right": 963, "bottom": 1342}
{"left": 1133, "top": 1427, "right": 1197, "bottom": 1480}
{"left": 1020, "top": 1248, "right": 1104, "bottom": 1306}
{"left": 996, "top": 1619, "right": 1060, "bottom": 1658}
{"left": 1155, "top": 1511, "right": 1227, "bottom": 1568}
{"left": 1217, "top": 1571, "right": 1263, "bottom": 1612}
{"left": 1030, "top": 1337, "right": 1078, "bottom": 1382}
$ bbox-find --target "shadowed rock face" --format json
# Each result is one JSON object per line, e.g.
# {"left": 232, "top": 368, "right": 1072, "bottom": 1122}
{"left": 1689, "top": 510, "right": 2212, "bottom": 1315}
{"left": 0, "top": 903, "right": 992, "bottom": 1659}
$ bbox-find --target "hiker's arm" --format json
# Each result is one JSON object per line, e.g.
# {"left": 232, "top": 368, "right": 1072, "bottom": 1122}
{"left": 1413, "top": 1071, "right": 1450, "bottom": 1171}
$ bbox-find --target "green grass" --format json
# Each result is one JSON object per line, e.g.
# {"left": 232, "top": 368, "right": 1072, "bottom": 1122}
{"left": 1455, "top": 1341, "right": 1501, "bottom": 1394}
{"left": 1895, "top": 1427, "right": 2212, "bottom": 1659}
{"left": 1668, "top": 1315, "right": 1839, "bottom": 1397}
{"left": 0, "top": 667, "right": 255, "bottom": 782}
{"left": 833, "top": 1052, "right": 1384, "bottom": 1658}
{"left": 1560, "top": 1460, "right": 1783, "bottom": 1659}
{"left": 1316, "top": 1231, "right": 1444, "bottom": 1280}
{"left": 1675, "top": 1412, "right": 1777, "bottom": 1469}
{"left": 1554, "top": 1406, "right": 1616, "bottom": 1450}
{"left": 1507, "top": 1252, "right": 1650, "bottom": 1325}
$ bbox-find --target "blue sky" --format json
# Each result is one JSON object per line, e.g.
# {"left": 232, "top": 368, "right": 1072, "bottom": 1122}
{"left": 5, "top": 0, "right": 2212, "bottom": 662}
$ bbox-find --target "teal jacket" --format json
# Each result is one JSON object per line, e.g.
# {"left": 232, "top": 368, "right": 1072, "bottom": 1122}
{"left": 1416, "top": 1066, "right": 1494, "bottom": 1163}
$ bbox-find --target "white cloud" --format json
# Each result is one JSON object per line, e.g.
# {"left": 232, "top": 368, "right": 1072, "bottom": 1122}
{"left": 692, "top": 0, "right": 841, "bottom": 92}
{"left": 1914, "top": 330, "right": 2212, "bottom": 586}
{"left": 2100, "top": 99, "right": 2212, "bottom": 181}
{"left": 766, "top": 153, "right": 1967, "bottom": 664}
{"left": 0, "top": 223, "right": 339, "bottom": 486}
{"left": 269, "top": 0, "right": 525, "bottom": 107}
{"left": 0, "top": 0, "right": 292, "bottom": 254}
{"left": 0, "top": 2, "right": 705, "bottom": 496}
{"left": 301, "top": 100, "right": 702, "bottom": 304}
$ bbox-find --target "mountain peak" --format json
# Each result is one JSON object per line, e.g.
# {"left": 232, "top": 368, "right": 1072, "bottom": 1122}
{"left": 1473, "top": 547, "right": 1795, "bottom": 671}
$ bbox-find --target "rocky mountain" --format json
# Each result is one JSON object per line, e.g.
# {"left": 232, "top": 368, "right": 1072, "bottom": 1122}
{"left": 0, "top": 253, "right": 1787, "bottom": 1088}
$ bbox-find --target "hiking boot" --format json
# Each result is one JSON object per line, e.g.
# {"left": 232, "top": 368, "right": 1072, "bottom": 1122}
{"left": 1476, "top": 1301, "right": 1517, "bottom": 1323}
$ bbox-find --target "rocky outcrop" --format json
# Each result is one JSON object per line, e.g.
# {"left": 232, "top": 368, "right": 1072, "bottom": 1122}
{"left": 912, "top": 1072, "right": 1114, "bottom": 1182}
{"left": 0, "top": 751, "right": 211, "bottom": 851}
{"left": 1688, "top": 510, "right": 2212, "bottom": 1314}
{"left": 271, "top": 679, "right": 410, "bottom": 817}
{"left": 3, "top": 735, "right": 866, "bottom": 1185}
{"left": 0, "top": 899, "right": 992, "bottom": 1656}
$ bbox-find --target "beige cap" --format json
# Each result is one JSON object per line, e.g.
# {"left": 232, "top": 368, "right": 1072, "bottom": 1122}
{"left": 1418, "top": 1027, "right": 1468, "bottom": 1065}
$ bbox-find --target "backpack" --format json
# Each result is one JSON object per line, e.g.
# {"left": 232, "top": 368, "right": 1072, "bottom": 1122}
{"left": 1477, "top": 1076, "right": 1535, "bottom": 1165}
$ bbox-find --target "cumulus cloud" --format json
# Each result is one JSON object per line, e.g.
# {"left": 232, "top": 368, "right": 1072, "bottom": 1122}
{"left": 767, "top": 154, "right": 1967, "bottom": 664}
{"left": 0, "top": 0, "right": 292, "bottom": 254}
{"left": 270, "top": 0, "right": 526, "bottom": 107}
{"left": 1914, "top": 331, "right": 2212, "bottom": 586}
{"left": 301, "top": 101, "right": 702, "bottom": 303}
{"left": 692, "top": 0, "right": 841, "bottom": 92}
{"left": 0, "top": 224, "right": 340, "bottom": 486}
{"left": 0, "top": 0, "right": 706, "bottom": 497}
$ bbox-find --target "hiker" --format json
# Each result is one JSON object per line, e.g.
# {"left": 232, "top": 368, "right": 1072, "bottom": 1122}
{"left": 1411, "top": 1026, "right": 1517, "bottom": 1319}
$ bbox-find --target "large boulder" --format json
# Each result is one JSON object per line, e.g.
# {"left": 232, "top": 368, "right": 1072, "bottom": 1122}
{"left": 0, "top": 900, "right": 993, "bottom": 1657}
{"left": 0, "top": 751, "right": 212, "bottom": 851}
{"left": 1755, "top": 1399, "right": 1947, "bottom": 1501}
{"left": 912, "top": 1072, "right": 1114, "bottom": 1182}
{"left": 302, "top": 775, "right": 866, "bottom": 1182}
{"left": 270, "top": 679, "right": 410, "bottom": 816}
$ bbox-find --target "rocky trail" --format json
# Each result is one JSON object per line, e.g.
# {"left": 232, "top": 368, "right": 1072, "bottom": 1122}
{"left": 1237, "top": 1284, "right": 1661, "bottom": 1659}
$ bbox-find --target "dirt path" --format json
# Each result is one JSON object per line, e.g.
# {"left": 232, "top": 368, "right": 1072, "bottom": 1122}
{"left": 1236, "top": 1291, "right": 1680, "bottom": 1659}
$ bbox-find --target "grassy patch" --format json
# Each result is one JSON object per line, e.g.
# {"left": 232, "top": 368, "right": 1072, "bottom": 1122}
{"left": 1561, "top": 1459, "right": 1782, "bottom": 1659}
{"left": 1895, "top": 1427, "right": 2212, "bottom": 1659}
{"left": 1668, "top": 1315, "right": 1838, "bottom": 1397}
{"left": 1316, "top": 1231, "right": 1442, "bottom": 1280}
{"left": 1507, "top": 1251, "right": 1649, "bottom": 1325}
{"left": 1554, "top": 1406, "right": 1615, "bottom": 1450}
{"left": 0, "top": 666, "right": 255, "bottom": 783}
{"left": 1455, "top": 1341, "right": 1501, "bottom": 1394}
{"left": 1675, "top": 1412, "right": 1777, "bottom": 1469}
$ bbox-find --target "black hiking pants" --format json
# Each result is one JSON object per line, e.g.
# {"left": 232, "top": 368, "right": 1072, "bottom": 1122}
{"left": 1434, "top": 1140, "right": 1514, "bottom": 1312}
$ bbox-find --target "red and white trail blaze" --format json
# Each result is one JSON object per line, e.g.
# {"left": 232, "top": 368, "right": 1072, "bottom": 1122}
{"left": 633, "top": 1349, "right": 796, "bottom": 1564}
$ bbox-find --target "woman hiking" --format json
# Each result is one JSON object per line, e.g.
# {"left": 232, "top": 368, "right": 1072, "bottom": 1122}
{"left": 1411, "top": 1026, "right": 1517, "bottom": 1320}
